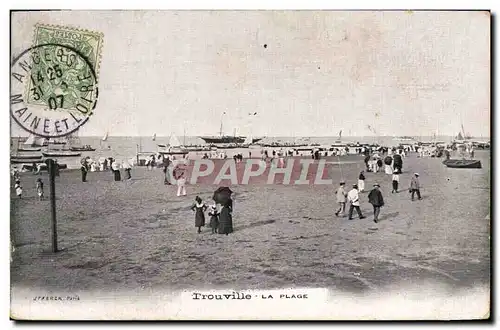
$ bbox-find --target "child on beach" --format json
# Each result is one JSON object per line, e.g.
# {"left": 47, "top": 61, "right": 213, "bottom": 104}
{"left": 391, "top": 172, "right": 400, "bottom": 193}
{"left": 36, "top": 178, "right": 44, "bottom": 200}
{"left": 208, "top": 202, "right": 219, "bottom": 234}
{"left": 358, "top": 171, "right": 366, "bottom": 192}
{"left": 14, "top": 180, "right": 22, "bottom": 199}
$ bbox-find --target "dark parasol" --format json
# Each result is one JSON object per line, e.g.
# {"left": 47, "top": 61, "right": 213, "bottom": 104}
{"left": 384, "top": 156, "right": 393, "bottom": 165}
{"left": 213, "top": 187, "right": 233, "bottom": 205}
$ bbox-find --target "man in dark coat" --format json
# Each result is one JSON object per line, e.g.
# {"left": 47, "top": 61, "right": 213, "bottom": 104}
{"left": 368, "top": 183, "right": 384, "bottom": 223}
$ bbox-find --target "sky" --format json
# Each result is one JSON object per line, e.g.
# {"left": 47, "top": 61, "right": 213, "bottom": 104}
{"left": 11, "top": 10, "right": 490, "bottom": 137}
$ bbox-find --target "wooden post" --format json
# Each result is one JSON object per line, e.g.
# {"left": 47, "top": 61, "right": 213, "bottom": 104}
{"left": 46, "top": 159, "right": 58, "bottom": 253}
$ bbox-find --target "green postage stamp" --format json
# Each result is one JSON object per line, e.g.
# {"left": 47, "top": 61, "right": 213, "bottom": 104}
{"left": 26, "top": 24, "right": 104, "bottom": 112}
{"left": 11, "top": 24, "right": 104, "bottom": 137}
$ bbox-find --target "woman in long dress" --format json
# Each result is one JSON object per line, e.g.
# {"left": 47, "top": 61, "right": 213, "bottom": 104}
{"left": 191, "top": 196, "right": 207, "bottom": 233}
{"left": 218, "top": 198, "right": 233, "bottom": 235}
{"left": 111, "top": 160, "right": 121, "bottom": 181}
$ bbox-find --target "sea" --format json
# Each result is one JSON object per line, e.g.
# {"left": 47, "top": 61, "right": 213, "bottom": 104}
{"left": 10, "top": 135, "right": 480, "bottom": 170}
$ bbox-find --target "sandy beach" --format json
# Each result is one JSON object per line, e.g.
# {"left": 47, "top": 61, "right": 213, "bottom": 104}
{"left": 10, "top": 150, "right": 490, "bottom": 296}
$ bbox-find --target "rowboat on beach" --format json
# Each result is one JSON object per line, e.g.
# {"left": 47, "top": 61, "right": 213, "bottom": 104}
{"left": 442, "top": 159, "right": 482, "bottom": 169}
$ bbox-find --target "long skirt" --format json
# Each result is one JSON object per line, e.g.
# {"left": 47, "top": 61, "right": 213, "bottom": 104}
{"left": 385, "top": 165, "right": 393, "bottom": 175}
{"left": 195, "top": 208, "right": 206, "bottom": 227}
{"left": 113, "top": 169, "right": 121, "bottom": 181}
{"left": 218, "top": 207, "right": 233, "bottom": 234}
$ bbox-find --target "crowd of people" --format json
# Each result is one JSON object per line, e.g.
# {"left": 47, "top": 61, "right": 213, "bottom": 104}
{"left": 335, "top": 168, "right": 422, "bottom": 223}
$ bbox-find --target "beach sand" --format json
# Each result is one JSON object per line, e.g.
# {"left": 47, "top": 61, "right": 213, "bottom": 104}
{"left": 10, "top": 151, "right": 490, "bottom": 296}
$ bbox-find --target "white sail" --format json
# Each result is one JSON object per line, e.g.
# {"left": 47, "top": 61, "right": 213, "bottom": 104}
{"left": 23, "top": 134, "right": 35, "bottom": 146}
{"left": 152, "top": 133, "right": 156, "bottom": 141}
{"left": 102, "top": 131, "right": 108, "bottom": 141}
{"left": 243, "top": 135, "right": 253, "bottom": 144}
{"left": 169, "top": 133, "right": 181, "bottom": 147}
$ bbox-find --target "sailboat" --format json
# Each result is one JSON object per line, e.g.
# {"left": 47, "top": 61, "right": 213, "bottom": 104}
{"left": 11, "top": 137, "right": 43, "bottom": 162}
{"left": 158, "top": 133, "right": 188, "bottom": 156}
{"left": 152, "top": 133, "right": 156, "bottom": 141}
{"left": 69, "top": 131, "right": 96, "bottom": 152}
{"left": 334, "top": 130, "right": 342, "bottom": 143}
{"left": 18, "top": 134, "right": 42, "bottom": 152}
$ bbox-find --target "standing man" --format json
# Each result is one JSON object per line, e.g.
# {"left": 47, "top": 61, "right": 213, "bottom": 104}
{"left": 410, "top": 173, "right": 422, "bottom": 201}
{"left": 347, "top": 184, "right": 366, "bottom": 220}
{"left": 368, "top": 183, "right": 384, "bottom": 223}
{"left": 335, "top": 181, "right": 347, "bottom": 217}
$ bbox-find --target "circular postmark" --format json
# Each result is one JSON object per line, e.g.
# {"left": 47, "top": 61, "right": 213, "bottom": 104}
{"left": 10, "top": 43, "right": 98, "bottom": 138}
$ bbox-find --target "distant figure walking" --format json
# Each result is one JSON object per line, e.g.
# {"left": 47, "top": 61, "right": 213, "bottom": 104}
{"left": 376, "top": 158, "right": 383, "bottom": 173}
{"left": 14, "top": 180, "right": 22, "bottom": 199}
{"left": 335, "top": 181, "right": 347, "bottom": 217}
{"left": 410, "top": 173, "right": 422, "bottom": 201}
{"left": 36, "top": 178, "right": 44, "bottom": 201}
{"left": 111, "top": 160, "right": 121, "bottom": 181}
{"left": 163, "top": 156, "right": 171, "bottom": 185}
{"left": 174, "top": 166, "right": 187, "bottom": 197}
{"left": 122, "top": 160, "right": 132, "bottom": 180}
{"left": 368, "top": 183, "right": 384, "bottom": 223}
{"left": 347, "top": 184, "right": 365, "bottom": 220}
{"left": 191, "top": 196, "right": 207, "bottom": 234}
{"left": 208, "top": 202, "right": 219, "bottom": 234}
{"left": 218, "top": 198, "right": 234, "bottom": 235}
{"left": 391, "top": 172, "right": 400, "bottom": 193}
{"left": 80, "top": 161, "right": 88, "bottom": 182}
{"left": 358, "top": 171, "right": 366, "bottom": 192}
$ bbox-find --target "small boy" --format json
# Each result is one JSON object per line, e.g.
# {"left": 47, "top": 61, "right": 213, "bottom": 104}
{"left": 392, "top": 172, "right": 400, "bottom": 193}
{"left": 36, "top": 178, "right": 44, "bottom": 200}
{"left": 14, "top": 180, "right": 23, "bottom": 199}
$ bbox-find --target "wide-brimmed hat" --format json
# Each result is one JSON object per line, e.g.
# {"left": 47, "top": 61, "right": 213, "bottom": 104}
{"left": 414, "top": 173, "right": 419, "bottom": 176}
{"left": 373, "top": 183, "right": 380, "bottom": 187}
{"left": 352, "top": 184, "right": 358, "bottom": 187}
{"left": 340, "top": 181, "right": 345, "bottom": 184}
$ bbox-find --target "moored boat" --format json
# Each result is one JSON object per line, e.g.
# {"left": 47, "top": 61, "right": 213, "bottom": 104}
{"left": 11, "top": 154, "right": 43, "bottom": 160}
{"left": 11, "top": 158, "right": 44, "bottom": 164}
{"left": 42, "top": 151, "right": 82, "bottom": 157}
{"left": 70, "top": 146, "right": 96, "bottom": 152}
{"left": 17, "top": 147, "right": 42, "bottom": 152}
{"left": 442, "top": 159, "right": 482, "bottom": 169}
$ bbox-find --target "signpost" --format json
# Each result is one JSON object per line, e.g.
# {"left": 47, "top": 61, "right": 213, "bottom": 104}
{"left": 45, "top": 159, "right": 58, "bottom": 253}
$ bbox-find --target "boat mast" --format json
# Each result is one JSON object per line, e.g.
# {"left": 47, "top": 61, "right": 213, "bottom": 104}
{"left": 219, "top": 112, "right": 226, "bottom": 137}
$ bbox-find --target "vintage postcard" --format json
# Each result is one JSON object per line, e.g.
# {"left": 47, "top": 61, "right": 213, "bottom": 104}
{"left": 9, "top": 10, "right": 490, "bottom": 320}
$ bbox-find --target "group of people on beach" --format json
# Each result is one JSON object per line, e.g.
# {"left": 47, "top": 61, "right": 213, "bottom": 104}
{"left": 80, "top": 157, "right": 133, "bottom": 183}
{"left": 191, "top": 195, "right": 234, "bottom": 235}
{"left": 335, "top": 151, "right": 422, "bottom": 223}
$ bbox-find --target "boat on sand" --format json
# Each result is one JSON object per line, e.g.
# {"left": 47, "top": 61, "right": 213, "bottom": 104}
{"left": 442, "top": 159, "right": 482, "bottom": 169}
